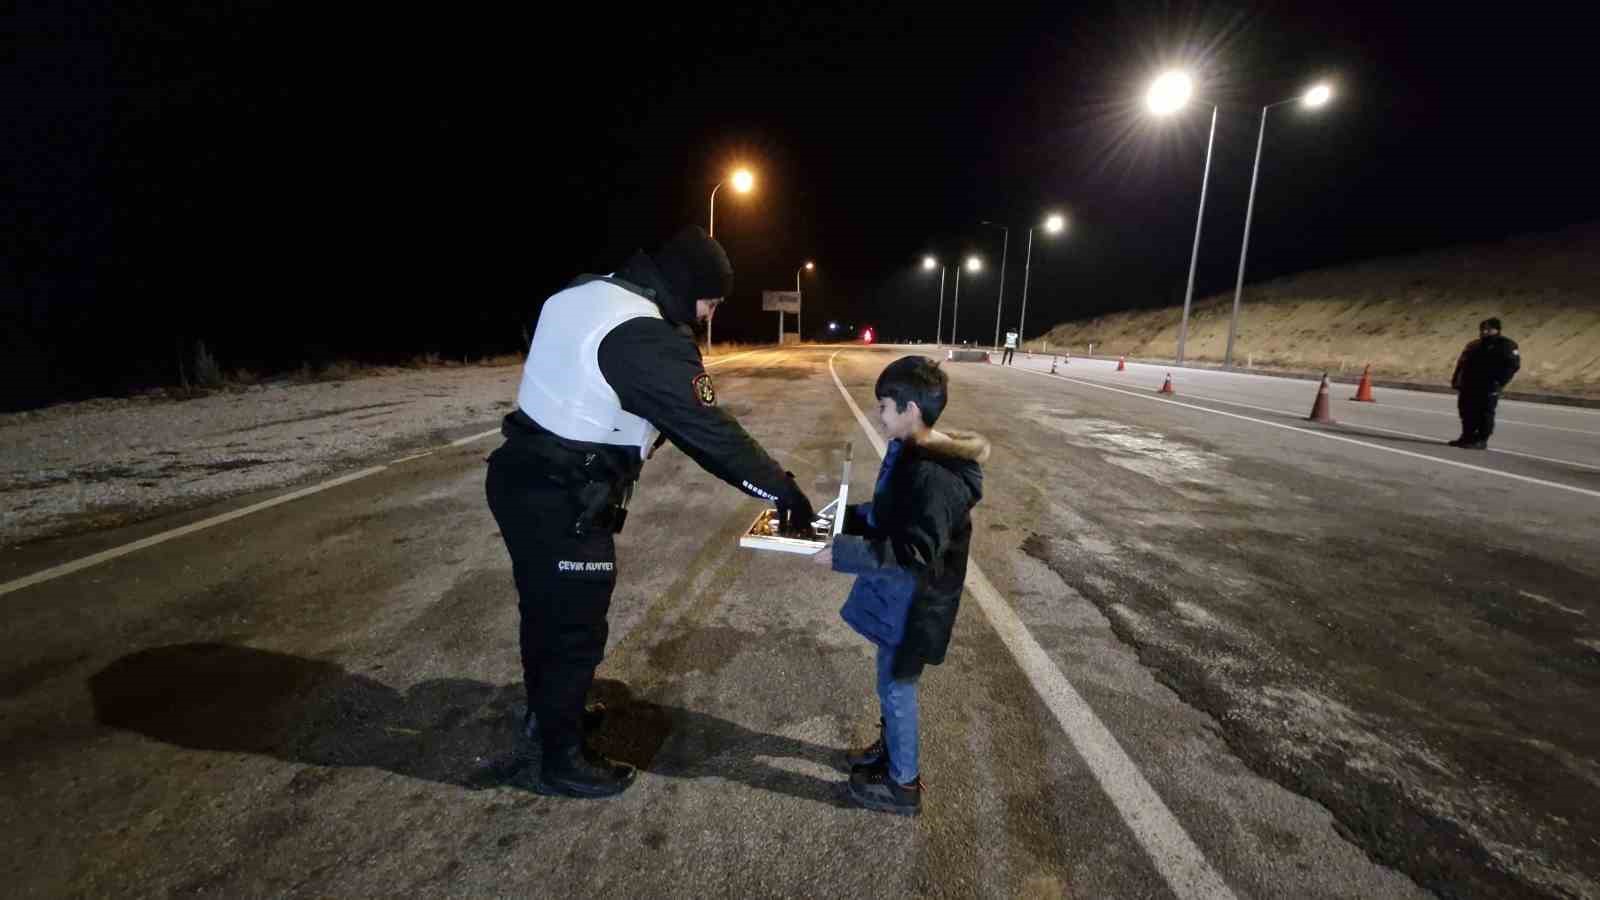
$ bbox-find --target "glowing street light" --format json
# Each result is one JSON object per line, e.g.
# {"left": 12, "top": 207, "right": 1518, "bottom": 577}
{"left": 966, "top": 255, "right": 982, "bottom": 272}
{"left": 1226, "top": 83, "right": 1338, "bottom": 367}
{"left": 1146, "top": 70, "right": 1194, "bottom": 116}
{"left": 1018, "top": 211, "right": 1068, "bottom": 348}
{"left": 1145, "top": 68, "right": 1216, "bottom": 365}
{"left": 708, "top": 167, "right": 755, "bottom": 238}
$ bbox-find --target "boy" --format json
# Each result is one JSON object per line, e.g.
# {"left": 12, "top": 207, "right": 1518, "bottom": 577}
{"left": 812, "top": 355, "right": 989, "bottom": 815}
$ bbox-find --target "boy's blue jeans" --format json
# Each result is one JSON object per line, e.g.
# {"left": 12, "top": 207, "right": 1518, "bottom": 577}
{"left": 876, "top": 644, "right": 920, "bottom": 784}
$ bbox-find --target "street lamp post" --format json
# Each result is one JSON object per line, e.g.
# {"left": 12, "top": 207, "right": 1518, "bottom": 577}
{"left": 705, "top": 167, "right": 754, "bottom": 352}
{"left": 708, "top": 167, "right": 754, "bottom": 239}
{"left": 952, "top": 255, "right": 981, "bottom": 345}
{"left": 1226, "top": 84, "right": 1333, "bottom": 367}
{"left": 924, "top": 256, "right": 947, "bottom": 345}
{"left": 981, "top": 222, "right": 1010, "bottom": 349}
{"left": 1146, "top": 70, "right": 1215, "bottom": 366}
{"left": 793, "top": 261, "right": 814, "bottom": 344}
{"left": 1018, "top": 213, "right": 1066, "bottom": 350}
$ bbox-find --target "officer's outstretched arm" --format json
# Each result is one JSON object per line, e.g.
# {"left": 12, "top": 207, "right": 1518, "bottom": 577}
{"left": 599, "top": 318, "right": 799, "bottom": 505}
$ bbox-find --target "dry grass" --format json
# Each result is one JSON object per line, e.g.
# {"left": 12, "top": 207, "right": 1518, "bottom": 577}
{"left": 1034, "top": 224, "right": 1600, "bottom": 397}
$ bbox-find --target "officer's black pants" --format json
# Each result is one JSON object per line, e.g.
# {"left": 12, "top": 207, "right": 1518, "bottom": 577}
{"left": 1458, "top": 390, "right": 1499, "bottom": 443}
{"left": 1001, "top": 347, "right": 1015, "bottom": 365}
{"left": 485, "top": 460, "right": 617, "bottom": 755}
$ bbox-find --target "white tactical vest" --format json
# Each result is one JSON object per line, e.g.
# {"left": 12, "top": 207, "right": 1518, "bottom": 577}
{"left": 516, "top": 278, "right": 662, "bottom": 459}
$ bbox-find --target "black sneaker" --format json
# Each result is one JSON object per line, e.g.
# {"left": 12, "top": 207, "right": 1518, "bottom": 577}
{"left": 846, "top": 719, "right": 887, "bottom": 769}
{"left": 847, "top": 766, "right": 922, "bottom": 816}
{"left": 1447, "top": 438, "right": 1467, "bottom": 447}
{"left": 534, "top": 744, "right": 637, "bottom": 799}
{"left": 1465, "top": 440, "right": 1488, "bottom": 450}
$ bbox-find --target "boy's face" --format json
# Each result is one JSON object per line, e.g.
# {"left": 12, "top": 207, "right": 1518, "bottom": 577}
{"left": 877, "top": 396, "right": 922, "bottom": 440}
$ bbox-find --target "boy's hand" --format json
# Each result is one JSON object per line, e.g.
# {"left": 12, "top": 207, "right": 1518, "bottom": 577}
{"left": 809, "top": 546, "right": 833, "bottom": 568}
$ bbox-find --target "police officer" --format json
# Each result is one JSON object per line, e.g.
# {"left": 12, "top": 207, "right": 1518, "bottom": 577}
{"left": 1449, "top": 317, "right": 1521, "bottom": 449}
{"left": 485, "top": 225, "right": 815, "bottom": 798}
{"left": 1001, "top": 328, "right": 1019, "bottom": 366}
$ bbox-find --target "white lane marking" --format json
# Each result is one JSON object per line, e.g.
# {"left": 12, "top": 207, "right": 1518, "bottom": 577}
{"left": 449, "top": 428, "right": 501, "bottom": 448}
{"left": 704, "top": 348, "right": 767, "bottom": 368}
{"left": 0, "top": 466, "right": 389, "bottom": 599}
{"left": 1008, "top": 354, "right": 1600, "bottom": 434}
{"left": 1370, "top": 403, "right": 1600, "bottom": 435}
{"left": 1121, "top": 385, "right": 1600, "bottom": 474}
{"left": 2, "top": 346, "right": 793, "bottom": 599}
{"left": 1519, "top": 590, "right": 1586, "bottom": 617}
{"left": 828, "top": 351, "right": 1236, "bottom": 900}
{"left": 1003, "top": 365, "right": 1600, "bottom": 502}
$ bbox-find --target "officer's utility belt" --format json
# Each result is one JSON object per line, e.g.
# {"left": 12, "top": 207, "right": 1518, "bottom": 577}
{"left": 502, "top": 412, "right": 641, "bottom": 536}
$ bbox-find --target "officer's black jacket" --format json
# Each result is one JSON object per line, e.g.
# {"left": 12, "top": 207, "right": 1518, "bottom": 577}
{"left": 496, "top": 259, "right": 795, "bottom": 508}
{"left": 597, "top": 316, "right": 791, "bottom": 503}
{"left": 578, "top": 253, "right": 794, "bottom": 504}
{"left": 1451, "top": 334, "right": 1522, "bottom": 392}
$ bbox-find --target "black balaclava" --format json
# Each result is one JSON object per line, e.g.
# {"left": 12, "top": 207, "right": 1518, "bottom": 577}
{"left": 649, "top": 226, "right": 733, "bottom": 326}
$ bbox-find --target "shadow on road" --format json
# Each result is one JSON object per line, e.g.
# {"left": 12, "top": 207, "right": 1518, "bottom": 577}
{"left": 89, "top": 643, "right": 849, "bottom": 809}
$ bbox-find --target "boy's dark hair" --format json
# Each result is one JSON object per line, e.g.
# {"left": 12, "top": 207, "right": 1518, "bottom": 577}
{"left": 875, "top": 356, "right": 948, "bottom": 426}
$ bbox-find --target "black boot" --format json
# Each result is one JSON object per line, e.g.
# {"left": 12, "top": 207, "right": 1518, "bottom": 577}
{"left": 847, "top": 718, "right": 887, "bottom": 770}
{"left": 535, "top": 743, "right": 637, "bottom": 799}
{"left": 847, "top": 766, "right": 923, "bottom": 816}
{"left": 523, "top": 703, "right": 607, "bottom": 742}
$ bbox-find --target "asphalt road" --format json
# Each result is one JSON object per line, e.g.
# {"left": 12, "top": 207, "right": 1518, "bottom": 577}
{"left": 3, "top": 345, "right": 1595, "bottom": 898}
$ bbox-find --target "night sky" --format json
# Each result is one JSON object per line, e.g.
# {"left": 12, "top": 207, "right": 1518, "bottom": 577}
{"left": 6, "top": 3, "right": 1594, "bottom": 408}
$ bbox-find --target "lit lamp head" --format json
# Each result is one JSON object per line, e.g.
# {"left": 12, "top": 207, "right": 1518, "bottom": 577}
{"left": 1303, "top": 83, "right": 1333, "bottom": 108}
{"left": 1146, "top": 70, "right": 1194, "bottom": 116}
{"left": 965, "top": 256, "right": 982, "bottom": 272}
{"left": 1044, "top": 213, "right": 1066, "bottom": 234}
{"left": 804, "top": 261, "right": 815, "bottom": 271}
{"left": 731, "top": 168, "right": 755, "bottom": 193}
{"left": 923, "top": 256, "right": 938, "bottom": 270}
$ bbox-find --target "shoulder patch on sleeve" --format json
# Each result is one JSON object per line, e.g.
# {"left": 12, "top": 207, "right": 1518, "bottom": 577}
{"left": 692, "top": 372, "right": 717, "bottom": 407}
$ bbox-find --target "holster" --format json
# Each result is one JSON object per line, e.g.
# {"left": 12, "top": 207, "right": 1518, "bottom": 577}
{"left": 497, "top": 412, "right": 640, "bottom": 538}
{"left": 572, "top": 479, "right": 632, "bottom": 537}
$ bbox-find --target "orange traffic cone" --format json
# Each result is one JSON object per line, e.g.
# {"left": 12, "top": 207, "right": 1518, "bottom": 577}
{"left": 1159, "top": 373, "right": 1175, "bottom": 394}
{"left": 1116, "top": 355, "right": 1126, "bottom": 372}
{"left": 1307, "top": 373, "right": 1336, "bottom": 423}
{"left": 1351, "top": 364, "right": 1376, "bottom": 402}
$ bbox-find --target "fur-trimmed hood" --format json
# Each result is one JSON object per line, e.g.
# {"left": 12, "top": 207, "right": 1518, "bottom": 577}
{"left": 917, "top": 428, "right": 991, "bottom": 464}
{"left": 902, "top": 427, "right": 987, "bottom": 507}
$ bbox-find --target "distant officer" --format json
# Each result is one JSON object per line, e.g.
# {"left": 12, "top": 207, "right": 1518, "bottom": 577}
{"left": 1449, "top": 317, "right": 1521, "bottom": 449}
{"left": 485, "top": 225, "right": 815, "bottom": 798}
{"left": 1001, "top": 328, "right": 1019, "bottom": 366}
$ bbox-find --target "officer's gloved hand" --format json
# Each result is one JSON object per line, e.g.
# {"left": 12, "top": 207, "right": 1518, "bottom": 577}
{"left": 775, "top": 473, "right": 816, "bottom": 537}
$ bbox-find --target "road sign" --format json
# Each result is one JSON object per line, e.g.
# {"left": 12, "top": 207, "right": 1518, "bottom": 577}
{"left": 762, "top": 291, "right": 801, "bottom": 313}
